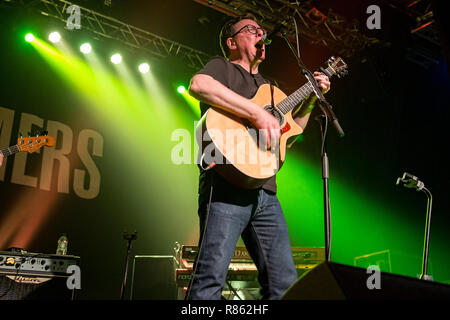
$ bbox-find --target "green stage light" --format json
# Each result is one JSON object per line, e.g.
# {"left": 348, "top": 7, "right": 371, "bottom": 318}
{"left": 111, "top": 53, "right": 122, "bottom": 64}
{"left": 177, "top": 85, "right": 186, "bottom": 94}
{"left": 138, "top": 63, "right": 150, "bottom": 74}
{"left": 48, "top": 32, "right": 61, "bottom": 43}
{"left": 80, "top": 43, "right": 92, "bottom": 54}
{"left": 25, "top": 33, "right": 35, "bottom": 42}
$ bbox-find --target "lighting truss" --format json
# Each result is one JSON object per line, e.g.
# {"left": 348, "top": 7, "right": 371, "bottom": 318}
{"left": 193, "top": 0, "right": 383, "bottom": 58}
{"left": 3, "top": 0, "right": 211, "bottom": 69}
{"left": 383, "top": 0, "right": 441, "bottom": 69}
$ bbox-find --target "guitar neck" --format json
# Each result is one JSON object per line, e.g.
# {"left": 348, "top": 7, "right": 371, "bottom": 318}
{"left": 277, "top": 65, "right": 334, "bottom": 114}
{"left": 0, "top": 145, "right": 20, "bottom": 157}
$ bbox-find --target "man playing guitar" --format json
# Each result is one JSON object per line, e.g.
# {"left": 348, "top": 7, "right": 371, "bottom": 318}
{"left": 186, "top": 13, "right": 330, "bottom": 300}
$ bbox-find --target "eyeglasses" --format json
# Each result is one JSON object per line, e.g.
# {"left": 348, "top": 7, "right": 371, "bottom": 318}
{"left": 229, "top": 24, "right": 267, "bottom": 39}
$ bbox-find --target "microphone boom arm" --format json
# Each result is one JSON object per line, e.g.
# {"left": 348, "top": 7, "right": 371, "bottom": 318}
{"left": 278, "top": 27, "right": 345, "bottom": 137}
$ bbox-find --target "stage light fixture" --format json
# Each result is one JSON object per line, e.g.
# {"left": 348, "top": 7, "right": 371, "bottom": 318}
{"left": 177, "top": 85, "right": 186, "bottom": 94}
{"left": 25, "top": 33, "right": 35, "bottom": 42}
{"left": 305, "top": 8, "right": 327, "bottom": 25}
{"left": 111, "top": 53, "right": 122, "bottom": 64}
{"left": 48, "top": 32, "right": 61, "bottom": 43}
{"left": 138, "top": 63, "right": 150, "bottom": 73}
{"left": 80, "top": 43, "right": 92, "bottom": 54}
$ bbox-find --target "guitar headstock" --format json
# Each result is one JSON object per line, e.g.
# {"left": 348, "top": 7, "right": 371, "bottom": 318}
{"left": 327, "top": 56, "right": 348, "bottom": 78}
{"left": 17, "top": 134, "right": 56, "bottom": 153}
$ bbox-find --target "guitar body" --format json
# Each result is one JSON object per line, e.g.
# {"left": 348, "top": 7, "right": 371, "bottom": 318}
{"left": 197, "top": 84, "right": 303, "bottom": 189}
{"left": 196, "top": 57, "right": 348, "bottom": 189}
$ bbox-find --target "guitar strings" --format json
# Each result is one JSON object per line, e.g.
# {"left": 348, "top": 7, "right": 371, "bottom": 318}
{"left": 276, "top": 66, "right": 333, "bottom": 115}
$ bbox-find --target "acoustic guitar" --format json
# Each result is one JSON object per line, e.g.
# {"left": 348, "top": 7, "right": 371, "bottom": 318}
{"left": 197, "top": 56, "right": 348, "bottom": 189}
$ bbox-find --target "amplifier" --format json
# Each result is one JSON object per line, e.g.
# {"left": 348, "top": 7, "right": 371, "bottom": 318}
{"left": 0, "top": 250, "right": 80, "bottom": 277}
{"left": 0, "top": 250, "right": 80, "bottom": 300}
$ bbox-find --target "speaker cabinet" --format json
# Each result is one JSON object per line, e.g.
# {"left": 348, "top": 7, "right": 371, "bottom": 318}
{"left": 130, "top": 255, "right": 177, "bottom": 300}
{"left": 0, "top": 275, "right": 73, "bottom": 300}
{"left": 281, "top": 261, "right": 450, "bottom": 299}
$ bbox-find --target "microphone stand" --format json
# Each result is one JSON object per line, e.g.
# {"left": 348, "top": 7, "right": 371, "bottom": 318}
{"left": 120, "top": 231, "right": 138, "bottom": 299}
{"left": 278, "top": 29, "right": 344, "bottom": 262}
{"left": 396, "top": 173, "right": 433, "bottom": 280}
{"left": 316, "top": 115, "right": 332, "bottom": 262}
{"left": 278, "top": 31, "right": 345, "bottom": 138}
{"left": 420, "top": 187, "right": 433, "bottom": 280}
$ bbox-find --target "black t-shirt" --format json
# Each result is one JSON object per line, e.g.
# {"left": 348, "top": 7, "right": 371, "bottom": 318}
{"left": 196, "top": 56, "right": 277, "bottom": 205}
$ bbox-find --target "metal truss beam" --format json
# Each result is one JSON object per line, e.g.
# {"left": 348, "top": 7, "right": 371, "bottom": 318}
{"left": 193, "top": 0, "right": 383, "bottom": 58}
{"left": 383, "top": 0, "right": 441, "bottom": 68}
{"left": 3, "top": 0, "right": 211, "bottom": 69}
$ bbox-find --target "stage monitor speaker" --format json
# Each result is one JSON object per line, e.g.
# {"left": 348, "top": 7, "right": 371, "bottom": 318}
{"left": 130, "top": 255, "right": 177, "bottom": 300}
{"left": 0, "top": 275, "right": 73, "bottom": 300}
{"left": 281, "top": 261, "right": 450, "bottom": 299}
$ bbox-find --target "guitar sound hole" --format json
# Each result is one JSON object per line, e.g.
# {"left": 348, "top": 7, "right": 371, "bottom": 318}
{"left": 264, "top": 105, "right": 284, "bottom": 125}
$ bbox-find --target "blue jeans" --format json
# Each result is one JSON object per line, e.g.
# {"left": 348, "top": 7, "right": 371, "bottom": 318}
{"left": 186, "top": 174, "right": 298, "bottom": 300}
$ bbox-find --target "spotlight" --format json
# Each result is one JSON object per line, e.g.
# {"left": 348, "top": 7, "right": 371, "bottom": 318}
{"left": 80, "top": 43, "right": 92, "bottom": 54}
{"left": 305, "top": 8, "right": 327, "bottom": 25}
{"left": 48, "top": 31, "right": 61, "bottom": 43}
{"left": 138, "top": 63, "right": 150, "bottom": 74}
{"left": 177, "top": 85, "right": 186, "bottom": 94}
{"left": 25, "top": 33, "right": 35, "bottom": 42}
{"left": 111, "top": 53, "right": 122, "bottom": 64}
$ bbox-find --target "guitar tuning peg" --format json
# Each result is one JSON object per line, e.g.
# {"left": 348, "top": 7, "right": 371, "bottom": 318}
{"left": 42, "top": 130, "right": 48, "bottom": 136}
{"left": 19, "top": 132, "right": 23, "bottom": 138}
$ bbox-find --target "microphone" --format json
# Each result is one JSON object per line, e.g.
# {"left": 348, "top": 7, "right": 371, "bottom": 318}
{"left": 261, "top": 22, "right": 287, "bottom": 45}
{"left": 396, "top": 172, "right": 425, "bottom": 191}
